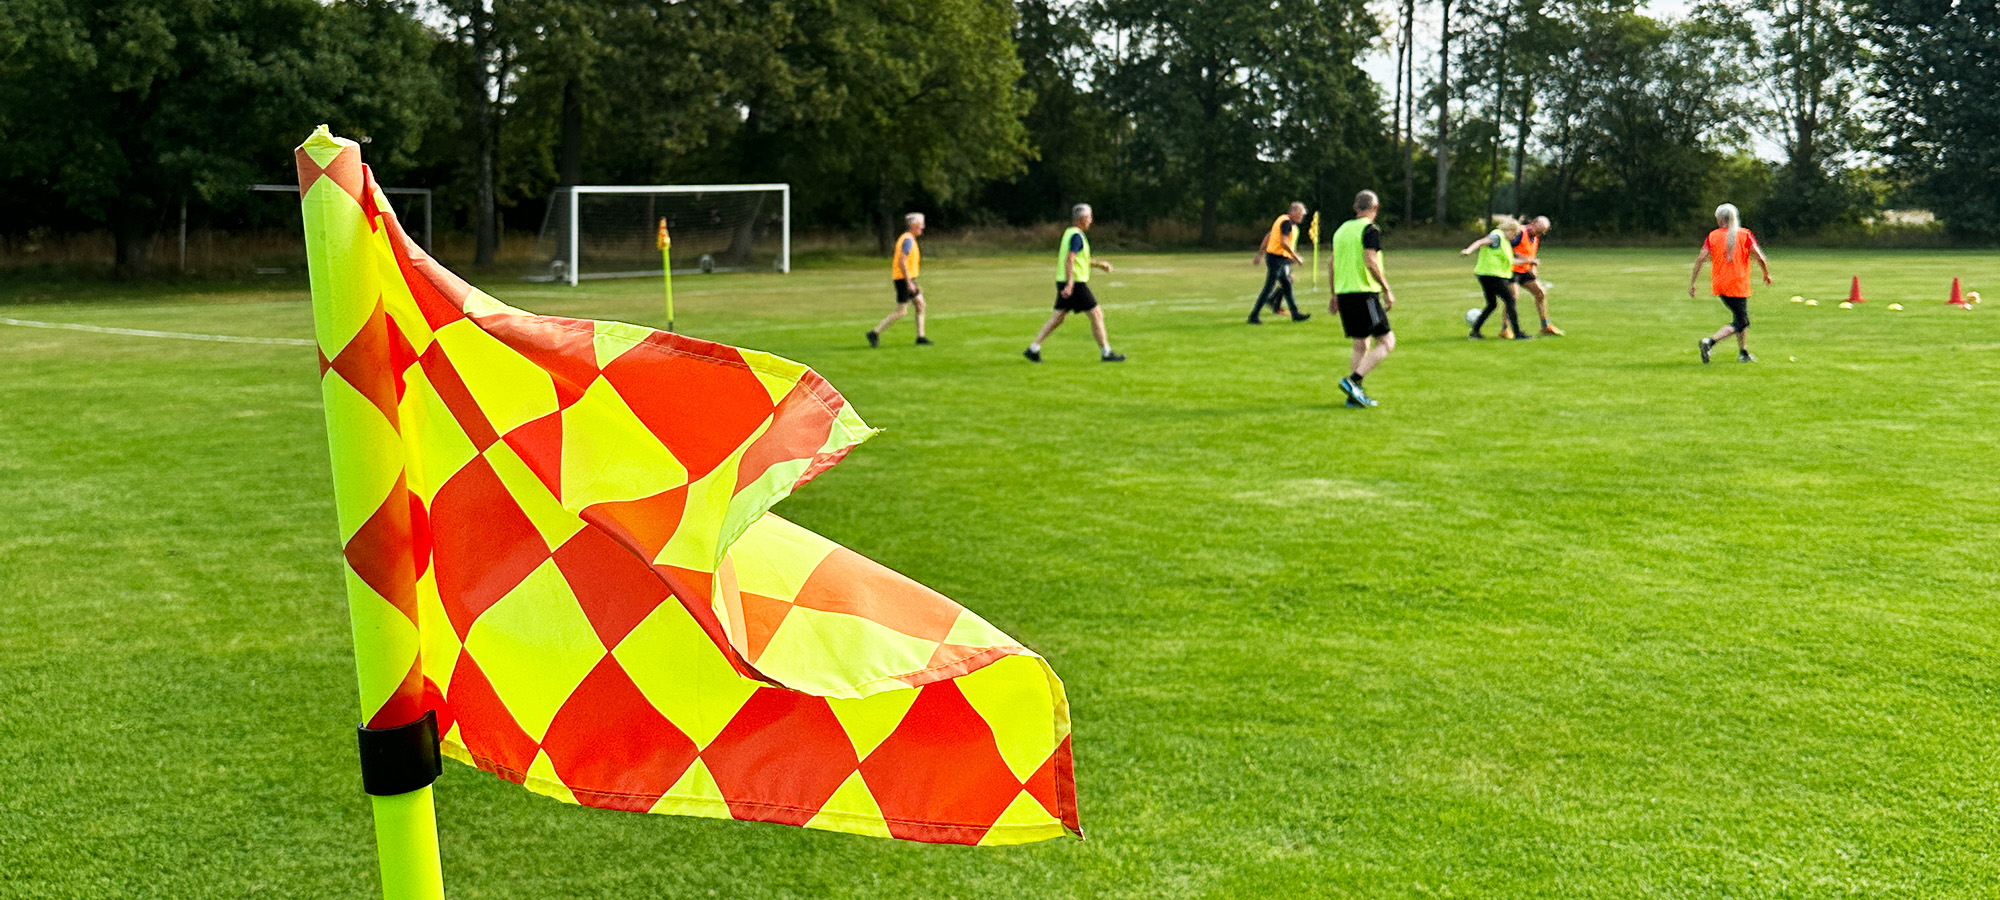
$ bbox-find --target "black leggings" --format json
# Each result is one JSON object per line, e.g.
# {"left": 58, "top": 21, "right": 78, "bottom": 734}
{"left": 1719, "top": 296, "right": 1750, "bottom": 332}
{"left": 1472, "top": 275, "right": 1521, "bottom": 334}
{"left": 1252, "top": 256, "right": 1299, "bottom": 317}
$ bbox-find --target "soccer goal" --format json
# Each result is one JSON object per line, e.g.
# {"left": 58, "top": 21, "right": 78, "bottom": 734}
{"left": 528, "top": 184, "right": 791, "bottom": 285}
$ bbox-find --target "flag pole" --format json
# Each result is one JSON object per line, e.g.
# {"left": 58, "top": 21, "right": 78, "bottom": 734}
{"left": 296, "top": 126, "right": 447, "bottom": 900}
{"left": 658, "top": 218, "right": 674, "bottom": 332}
{"left": 1309, "top": 211, "right": 1321, "bottom": 290}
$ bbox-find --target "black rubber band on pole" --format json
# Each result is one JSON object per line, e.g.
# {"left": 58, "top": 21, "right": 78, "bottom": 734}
{"left": 357, "top": 710, "right": 442, "bottom": 796}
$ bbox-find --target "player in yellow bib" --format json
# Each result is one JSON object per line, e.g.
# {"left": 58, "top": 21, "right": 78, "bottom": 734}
{"left": 1329, "top": 190, "right": 1397, "bottom": 408}
{"left": 1024, "top": 204, "right": 1123, "bottom": 362}
{"left": 867, "top": 213, "right": 931, "bottom": 347}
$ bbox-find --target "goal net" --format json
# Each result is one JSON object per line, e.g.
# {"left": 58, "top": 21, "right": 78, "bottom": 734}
{"left": 527, "top": 184, "right": 791, "bottom": 284}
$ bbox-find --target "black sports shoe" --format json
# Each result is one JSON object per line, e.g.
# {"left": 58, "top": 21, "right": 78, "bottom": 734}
{"left": 1023, "top": 347, "right": 1041, "bottom": 363}
{"left": 915, "top": 336, "right": 933, "bottom": 345}
{"left": 1468, "top": 330, "right": 1485, "bottom": 340}
{"left": 1290, "top": 313, "right": 1311, "bottom": 322}
{"left": 1699, "top": 337, "right": 1715, "bottom": 364}
{"left": 1738, "top": 352, "right": 1757, "bottom": 363}
{"left": 1247, "top": 316, "right": 1263, "bottom": 325}
{"left": 1101, "top": 351, "right": 1127, "bottom": 363}
{"left": 865, "top": 330, "right": 879, "bottom": 348}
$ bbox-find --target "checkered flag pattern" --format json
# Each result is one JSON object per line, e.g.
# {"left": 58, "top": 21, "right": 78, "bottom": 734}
{"left": 298, "top": 127, "right": 1078, "bottom": 845}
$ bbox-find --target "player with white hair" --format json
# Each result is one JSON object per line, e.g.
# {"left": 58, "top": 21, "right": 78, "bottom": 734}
{"left": 867, "top": 212, "right": 931, "bottom": 347}
{"left": 1024, "top": 204, "right": 1123, "bottom": 363}
{"left": 1689, "top": 203, "right": 1773, "bottom": 363}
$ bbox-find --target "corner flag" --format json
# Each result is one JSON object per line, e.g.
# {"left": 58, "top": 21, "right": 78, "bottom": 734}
{"left": 298, "top": 126, "right": 1078, "bottom": 897}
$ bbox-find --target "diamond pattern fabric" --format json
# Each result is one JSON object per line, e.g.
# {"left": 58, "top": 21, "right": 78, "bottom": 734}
{"left": 297, "top": 127, "right": 1078, "bottom": 845}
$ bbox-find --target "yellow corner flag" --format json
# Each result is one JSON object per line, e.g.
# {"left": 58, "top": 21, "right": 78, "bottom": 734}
{"left": 298, "top": 126, "right": 1079, "bottom": 898}
{"left": 1308, "top": 211, "right": 1322, "bottom": 289}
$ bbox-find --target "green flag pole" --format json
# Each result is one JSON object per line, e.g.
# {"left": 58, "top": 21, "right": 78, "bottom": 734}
{"left": 297, "top": 126, "right": 447, "bottom": 900}
{"left": 659, "top": 218, "right": 675, "bottom": 332}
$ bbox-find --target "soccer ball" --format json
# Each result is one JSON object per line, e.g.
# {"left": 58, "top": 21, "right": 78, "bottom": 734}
{"left": 1465, "top": 308, "right": 1483, "bottom": 327}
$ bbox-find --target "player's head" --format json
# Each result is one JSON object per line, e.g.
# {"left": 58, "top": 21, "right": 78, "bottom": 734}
{"left": 1354, "top": 190, "right": 1380, "bottom": 216}
{"left": 1288, "top": 201, "right": 1307, "bottom": 221}
{"left": 1495, "top": 215, "right": 1523, "bottom": 239}
{"left": 1715, "top": 203, "right": 1740, "bottom": 227}
{"left": 1072, "top": 203, "right": 1093, "bottom": 228}
{"left": 905, "top": 212, "right": 925, "bottom": 235}
{"left": 1531, "top": 216, "right": 1551, "bottom": 234}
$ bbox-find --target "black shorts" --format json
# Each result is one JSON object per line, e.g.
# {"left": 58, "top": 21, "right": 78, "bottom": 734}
{"left": 1335, "top": 292, "right": 1391, "bottom": 338}
{"left": 893, "top": 279, "right": 917, "bottom": 304}
{"left": 1055, "top": 281, "right": 1099, "bottom": 313}
{"left": 1512, "top": 271, "right": 1538, "bottom": 285}
{"left": 1719, "top": 295, "right": 1750, "bottom": 331}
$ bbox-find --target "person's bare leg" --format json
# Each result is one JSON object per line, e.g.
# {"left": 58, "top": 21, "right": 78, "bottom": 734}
{"left": 1086, "top": 308, "right": 1110, "bottom": 352}
{"left": 872, "top": 304, "right": 906, "bottom": 335}
{"left": 1525, "top": 281, "right": 1549, "bottom": 322}
{"left": 1350, "top": 338, "right": 1368, "bottom": 375}
{"left": 1357, "top": 332, "right": 1396, "bottom": 377}
{"left": 1032, "top": 311, "right": 1068, "bottom": 345}
{"left": 1736, "top": 329, "right": 1748, "bottom": 352}
{"left": 913, "top": 295, "right": 928, "bottom": 339}
{"left": 1709, "top": 324, "right": 1737, "bottom": 343}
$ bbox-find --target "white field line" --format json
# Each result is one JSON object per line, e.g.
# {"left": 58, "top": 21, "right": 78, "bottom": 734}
{"left": 0, "top": 317, "right": 315, "bottom": 347}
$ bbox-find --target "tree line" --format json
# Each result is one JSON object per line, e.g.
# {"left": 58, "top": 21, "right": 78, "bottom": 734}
{"left": 0, "top": 0, "right": 1994, "bottom": 275}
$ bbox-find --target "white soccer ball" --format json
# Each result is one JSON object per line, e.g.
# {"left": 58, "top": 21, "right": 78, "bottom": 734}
{"left": 1465, "top": 307, "right": 1483, "bottom": 327}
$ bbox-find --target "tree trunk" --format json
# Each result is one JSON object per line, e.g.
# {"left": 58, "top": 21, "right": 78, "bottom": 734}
{"left": 1200, "top": 188, "right": 1219, "bottom": 246}
{"left": 1487, "top": 10, "right": 1511, "bottom": 229}
{"left": 473, "top": 4, "right": 499, "bottom": 268}
{"left": 111, "top": 205, "right": 155, "bottom": 279}
{"left": 1513, "top": 81, "right": 1530, "bottom": 218}
{"left": 1434, "top": 0, "right": 1453, "bottom": 226}
{"left": 875, "top": 172, "right": 894, "bottom": 256}
{"left": 1400, "top": 0, "right": 1417, "bottom": 224}
{"left": 557, "top": 76, "right": 584, "bottom": 186}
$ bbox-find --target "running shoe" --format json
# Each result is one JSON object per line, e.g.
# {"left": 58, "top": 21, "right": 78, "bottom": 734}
{"left": 915, "top": 336, "right": 933, "bottom": 345}
{"left": 1290, "top": 313, "right": 1311, "bottom": 322}
{"left": 1468, "top": 331, "right": 1485, "bottom": 340}
{"left": 1023, "top": 347, "right": 1041, "bottom": 363}
{"left": 1338, "top": 377, "right": 1373, "bottom": 407}
{"left": 1500, "top": 327, "right": 1516, "bottom": 339}
{"left": 1101, "top": 351, "right": 1127, "bottom": 363}
{"left": 1247, "top": 316, "right": 1263, "bottom": 325}
{"left": 1540, "top": 323, "right": 1565, "bottom": 336}
{"left": 866, "top": 330, "right": 879, "bottom": 348}
{"left": 1699, "top": 337, "right": 1715, "bottom": 364}
{"left": 1738, "top": 352, "right": 1757, "bottom": 363}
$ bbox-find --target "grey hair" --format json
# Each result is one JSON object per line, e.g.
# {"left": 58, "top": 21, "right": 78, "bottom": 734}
{"left": 1289, "top": 201, "right": 1307, "bottom": 213}
{"left": 1716, "top": 203, "right": 1742, "bottom": 260}
{"left": 1354, "top": 190, "right": 1380, "bottom": 213}
{"left": 1072, "top": 203, "right": 1092, "bottom": 220}
{"left": 905, "top": 212, "right": 924, "bottom": 226}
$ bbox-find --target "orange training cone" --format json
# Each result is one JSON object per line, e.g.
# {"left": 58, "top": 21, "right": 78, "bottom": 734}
{"left": 1949, "top": 277, "right": 1967, "bottom": 306}
{"left": 1847, "top": 276, "right": 1866, "bottom": 303}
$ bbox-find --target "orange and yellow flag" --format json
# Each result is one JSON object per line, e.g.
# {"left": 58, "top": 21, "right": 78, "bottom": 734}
{"left": 299, "top": 126, "right": 1078, "bottom": 846}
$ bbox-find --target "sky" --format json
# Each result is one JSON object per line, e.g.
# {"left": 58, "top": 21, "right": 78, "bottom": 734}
{"left": 1357, "top": 0, "right": 1696, "bottom": 91}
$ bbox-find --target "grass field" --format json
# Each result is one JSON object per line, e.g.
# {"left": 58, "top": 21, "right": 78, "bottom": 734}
{"left": 5, "top": 246, "right": 2000, "bottom": 898}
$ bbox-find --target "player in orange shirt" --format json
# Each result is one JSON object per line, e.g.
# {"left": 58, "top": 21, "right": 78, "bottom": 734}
{"left": 867, "top": 213, "right": 931, "bottom": 347}
{"left": 1688, "top": 203, "right": 1772, "bottom": 364}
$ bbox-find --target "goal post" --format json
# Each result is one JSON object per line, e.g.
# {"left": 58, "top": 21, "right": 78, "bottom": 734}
{"left": 530, "top": 184, "right": 791, "bottom": 285}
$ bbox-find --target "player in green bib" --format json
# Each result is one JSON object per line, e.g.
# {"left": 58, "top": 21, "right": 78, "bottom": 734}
{"left": 1329, "top": 190, "right": 1398, "bottom": 408}
{"left": 1024, "top": 203, "right": 1123, "bottom": 363}
{"left": 1460, "top": 217, "right": 1531, "bottom": 340}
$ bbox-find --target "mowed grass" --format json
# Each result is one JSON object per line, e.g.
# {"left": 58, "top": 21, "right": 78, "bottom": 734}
{"left": 4, "top": 246, "right": 2000, "bottom": 899}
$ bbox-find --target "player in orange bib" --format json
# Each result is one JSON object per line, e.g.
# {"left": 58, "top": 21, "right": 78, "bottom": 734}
{"left": 867, "top": 212, "right": 931, "bottom": 347}
{"left": 1688, "top": 203, "right": 1772, "bottom": 364}
{"left": 1511, "top": 216, "right": 1561, "bottom": 336}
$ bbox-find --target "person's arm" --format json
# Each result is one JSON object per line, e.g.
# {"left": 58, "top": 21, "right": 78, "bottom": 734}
{"left": 1094, "top": 257, "right": 1114, "bottom": 272}
{"left": 1688, "top": 244, "right": 1710, "bottom": 297}
{"left": 1752, "top": 239, "right": 1772, "bottom": 285}
{"left": 1365, "top": 248, "right": 1393, "bottom": 309}
{"left": 1460, "top": 237, "right": 1487, "bottom": 256}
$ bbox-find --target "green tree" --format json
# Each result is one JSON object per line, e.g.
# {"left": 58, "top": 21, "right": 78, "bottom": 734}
{"left": 747, "top": 0, "right": 1034, "bottom": 249}
{"left": 0, "top": 0, "right": 447, "bottom": 274}
{"left": 1871, "top": 0, "right": 2000, "bottom": 239}
{"left": 1741, "top": 0, "right": 1871, "bottom": 232}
